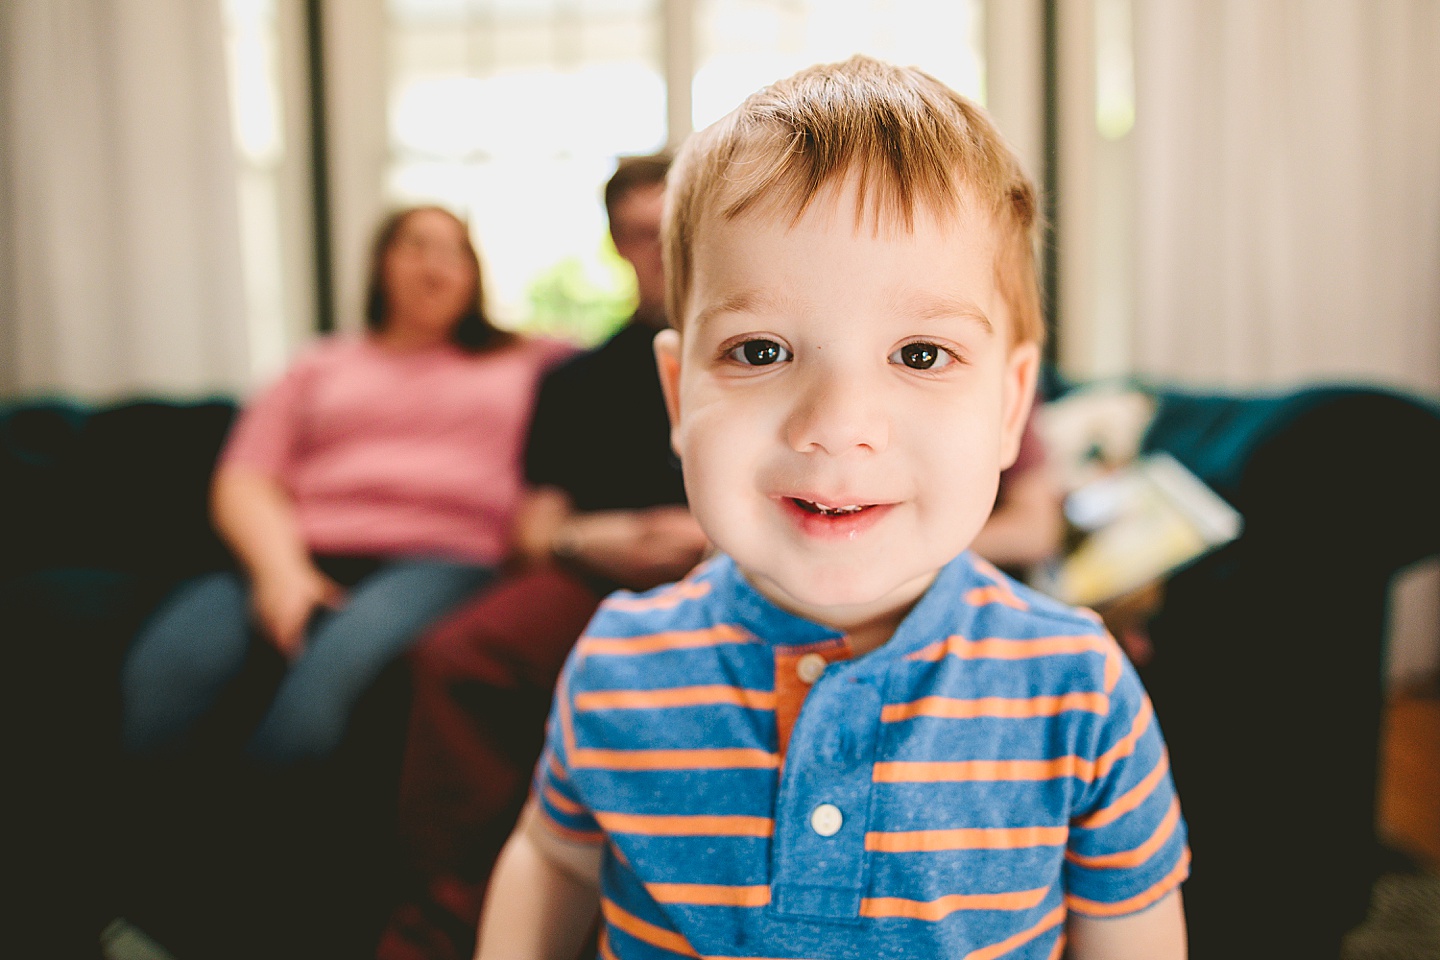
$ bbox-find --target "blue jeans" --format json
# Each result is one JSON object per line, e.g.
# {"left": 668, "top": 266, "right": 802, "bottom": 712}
{"left": 121, "top": 557, "right": 493, "bottom": 764}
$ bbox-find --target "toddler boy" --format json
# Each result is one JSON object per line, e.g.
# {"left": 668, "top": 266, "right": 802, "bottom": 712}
{"left": 476, "top": 55, "right": 1188, "bottom": 960}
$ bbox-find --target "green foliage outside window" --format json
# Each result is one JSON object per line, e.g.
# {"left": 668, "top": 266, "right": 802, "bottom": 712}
{"left": 521, "top": 239, "right": 637, "bottom": 346}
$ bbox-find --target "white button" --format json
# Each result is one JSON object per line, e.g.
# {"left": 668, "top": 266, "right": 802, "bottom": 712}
{"left": 810, "top": 803, "right": 843, "bottom": 837}
{"left": 796, "top": 652, "right": 828, "bottom": 684}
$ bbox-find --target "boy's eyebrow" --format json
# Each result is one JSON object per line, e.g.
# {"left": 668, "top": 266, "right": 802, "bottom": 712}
{"left": 691, "top": 291, "right": 995, "bottom": 334}
{"left": 691, "top": 290, "right": 787, "bottom": 330}
{"left": 901, "top": 292, "right": 994, "bottom": 335}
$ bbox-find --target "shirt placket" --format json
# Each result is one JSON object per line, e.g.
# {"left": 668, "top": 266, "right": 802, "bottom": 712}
{"left": 768, "top": 651, "right": 885, "bottom": 923}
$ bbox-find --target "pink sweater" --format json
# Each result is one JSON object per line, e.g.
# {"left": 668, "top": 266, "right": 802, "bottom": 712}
{"left": 221, "top": 334, "right": 575, "bottom": 565}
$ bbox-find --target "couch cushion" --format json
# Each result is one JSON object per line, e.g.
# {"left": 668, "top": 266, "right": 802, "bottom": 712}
{"left": 0, "top": 398, "right": 237, "bottom": 580}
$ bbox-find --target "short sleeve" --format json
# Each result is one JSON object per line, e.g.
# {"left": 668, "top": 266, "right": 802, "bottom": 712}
{"left": 523, "top": 367, "right": 578, "bottom": 493}
{"left": 219, "top": 348, "right": 323, "bottom": 478}
{"left": 531, "top": 655, "right": 604, "bottom": 846}
{"left": 1063, "top": 651, "right": 1190, "bottom": 916}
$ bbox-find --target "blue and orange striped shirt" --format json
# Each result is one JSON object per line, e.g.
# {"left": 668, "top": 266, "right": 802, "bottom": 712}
{"left": 535, "top": 551, "right": 1189, "bottom": 960}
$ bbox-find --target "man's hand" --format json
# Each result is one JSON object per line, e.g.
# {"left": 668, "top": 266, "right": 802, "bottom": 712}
{"left": 250, "top": 563, "right": 346, "bottom": 658}
{"left": 557, "top": 506, "right": 709, "bottom": 591}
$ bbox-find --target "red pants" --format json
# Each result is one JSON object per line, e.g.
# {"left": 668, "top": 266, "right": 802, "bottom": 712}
{"left": 379, "top": 567, "right": 602, "bottom": 960}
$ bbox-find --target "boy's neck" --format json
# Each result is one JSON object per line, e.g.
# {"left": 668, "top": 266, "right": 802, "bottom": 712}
{"left": 739, "top": 563, "right": 935, "bottom": 658}
{"left": 841, "top": 616, "right": 905, "bottom": 658}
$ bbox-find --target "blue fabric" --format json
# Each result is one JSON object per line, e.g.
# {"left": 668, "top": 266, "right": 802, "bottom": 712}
{"left": 121, "top": 558, "right": 493, "bottom": 764}
{"left": 1139, "top": 382, "right": 1440, "bottom": 500}
{"left": 536, "top": 553, "right": 1187, "bottom": 959}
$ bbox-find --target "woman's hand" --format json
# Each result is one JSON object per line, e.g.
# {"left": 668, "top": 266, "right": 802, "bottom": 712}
{"left": 212, "top": 465, "right": 342, "bottom": 657}
{"left": 250, "top": 562, "right": 346, "bottom": 658}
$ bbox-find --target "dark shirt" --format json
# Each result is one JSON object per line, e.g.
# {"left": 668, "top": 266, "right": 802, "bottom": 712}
{"left": 524, "top": 320, "right": 687, "bottom": 512}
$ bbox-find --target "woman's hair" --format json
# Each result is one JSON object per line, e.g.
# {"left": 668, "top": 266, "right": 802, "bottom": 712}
{"left": 363, "top": 205, "right": 515, "bottom": 353}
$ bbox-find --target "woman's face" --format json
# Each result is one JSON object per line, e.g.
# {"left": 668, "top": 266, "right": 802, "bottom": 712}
{"left": 380, "top": 209, "right": 478, "bottom": 343}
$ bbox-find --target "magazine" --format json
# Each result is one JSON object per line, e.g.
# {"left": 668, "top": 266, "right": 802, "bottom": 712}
{"left": 1032, "top": 452, "right": 1243, "bottom": 609}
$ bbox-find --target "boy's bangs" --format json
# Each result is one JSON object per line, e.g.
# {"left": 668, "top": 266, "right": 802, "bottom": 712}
{"left": 666, "top": 55, "right": 1044, "bottom": 344}
{"left": 708, "top": 120, "right": 966, "bottom": 236}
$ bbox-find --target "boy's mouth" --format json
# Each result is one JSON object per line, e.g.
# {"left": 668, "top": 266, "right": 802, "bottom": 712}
{"left": 791, "top": 498, "right": 872, "bottom": 517}
{"left": 780, "top": 496, "right": 893, "bottom": 539}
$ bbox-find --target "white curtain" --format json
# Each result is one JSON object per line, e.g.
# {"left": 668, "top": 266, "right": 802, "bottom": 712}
{"left": 1132, "top": 0, "right": 1440, "bottom": 395}
{"left": 0, "top": 0, "right": 251, "bottom": 401}
{"left": 1129, "top": 0, "right": 1440, "bottom": 686}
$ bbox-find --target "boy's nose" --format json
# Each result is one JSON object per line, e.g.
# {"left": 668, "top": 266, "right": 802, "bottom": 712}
{"left": 783, "top": 371, "right": 890, "bottom": 456}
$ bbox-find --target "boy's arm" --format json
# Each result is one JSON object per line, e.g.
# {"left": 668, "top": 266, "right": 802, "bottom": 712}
{"left": 474, "top": 800, "right": 604, "bottom": 960}
{"left": 1065, "top": 890, "right": 1187, "bottom": 960}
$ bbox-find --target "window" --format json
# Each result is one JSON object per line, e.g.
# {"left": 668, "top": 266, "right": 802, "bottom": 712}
{"left": 383, "top": 0, "right": 984, "bottom": 344}
{"left": 223, "top": 0, "right": 314, "bottom": 383}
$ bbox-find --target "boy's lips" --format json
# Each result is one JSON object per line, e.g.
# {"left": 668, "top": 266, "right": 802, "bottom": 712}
{"left": 777, "top": 495, "right": 895, "bottom": 539}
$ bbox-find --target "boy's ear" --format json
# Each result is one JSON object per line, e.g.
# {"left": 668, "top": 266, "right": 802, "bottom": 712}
{"left": 652, "top": 328, "right": 684, "bottom": 452}
{"left": 998, "top": 341, "right": 1041, "bottom": 469}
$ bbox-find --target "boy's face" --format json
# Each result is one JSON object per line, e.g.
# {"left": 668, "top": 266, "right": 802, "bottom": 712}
{"left": 655, "top": 179, "right": 1039, "bottom": 639}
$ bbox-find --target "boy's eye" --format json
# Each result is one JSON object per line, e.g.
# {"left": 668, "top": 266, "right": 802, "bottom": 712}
{"left": 890, "top": 341, "right": 953, "bottom": 370}
{"left": 727, "top": 339, "right": 791, "bottom": 366}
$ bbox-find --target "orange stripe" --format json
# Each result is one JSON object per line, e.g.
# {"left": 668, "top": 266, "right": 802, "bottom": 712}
{"left": 1103, "top": 638, "right": 1122, "bottom": 694}
{"left": 861, "top": 886, "right": 1048, "bottom": 920}
{"left": 542, "top": 784, "right": 586, "bottom": 817}
{"left": 907, "top": 634, "right": 1111, "bottom": 663}
{"left": 547, "top": 751, "right": 568, "bottom": 782}
{"left": 579, "top": 625, "right": 750, "bottom": 657}
{"left": 1066, "top": 849, "right": 1190, "bottom": 917}
{"left": 646, "top": 883, "right": 771, "bottom": 907}
{"left": 1077, "top": 751, "right": 1170, "bottom": 829}
{"left": 882, "top": 693, "right": 1108, "bottom": 722}
{"left": 601, "top": 898, "right": 698, "bottom": 957}
{"left": 576, "top": 686, "right": 776, "bottom": 712}
{"left": 1093, "top": 698, "right": 1153, "bottom": 780}
{"left": 571, "top": 747, "right": 779, "bottom": 771}
{"left": 1045, "top": 929, "right": 1066, "bottom": 960}
{"left": 874, "top": 756, "right": 1096, "bottom": 783}
{"left": 1067, "top": 798, "right": 1181, "bottom": 869}
{"left": 965, "top": 904, "right": 1067, "bottom": 960}
{"left": 598, "top": 928, "right": 620, "bottom": 960}
{"left": 970, "top": 556, "right": 1008, "bottom": 584}
{"left": 603, "top": 580, "right": 712, "bottom": 612}
{"left": 596, "top": 812, "right": 774, "bottom": 837}
{"left": 964, "top": 585, "right": 1028, "bottom": 610}
{"left": 866, "top": 825, "right": 1068, "bottom": 852}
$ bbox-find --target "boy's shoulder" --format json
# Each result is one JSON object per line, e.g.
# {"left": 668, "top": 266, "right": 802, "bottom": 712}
{"left": 581, "top": 556, "right": 735, "bottom": 638}
{"left": 904, "top": 552, "right": 1105, "bottom": 650}
{"left": 940, "top": 552, "right": 1109, "bottom": 639}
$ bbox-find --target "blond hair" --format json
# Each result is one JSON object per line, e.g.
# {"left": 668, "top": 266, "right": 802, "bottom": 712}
{"left": 664, "top": 55, "right": 1044, "bottom": 347}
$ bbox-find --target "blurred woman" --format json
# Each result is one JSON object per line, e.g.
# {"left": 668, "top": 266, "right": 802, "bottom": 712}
{"left": 121, "top": 206, "right": 572, "bottom": 764}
